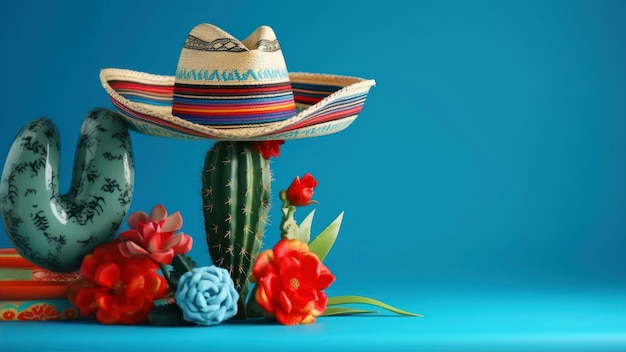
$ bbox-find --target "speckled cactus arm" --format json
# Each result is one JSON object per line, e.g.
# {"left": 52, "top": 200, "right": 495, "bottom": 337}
{"left": 202, "top": 141, "right": 271, "bottom": 319}
{"left": 0, "top": 108, "right": 134, "bottom": 272}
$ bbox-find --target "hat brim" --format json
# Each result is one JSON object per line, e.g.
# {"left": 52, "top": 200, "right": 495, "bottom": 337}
{"left": 100, "top": 68, "right": 376, "bottom": 141}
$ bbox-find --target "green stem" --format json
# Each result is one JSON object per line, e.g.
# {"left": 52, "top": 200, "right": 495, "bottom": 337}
{"left": 158, "top": 262, "right": 175, "bottom": 290}
{"left": 279, "top": 190, "right": 299, "bottom": 239}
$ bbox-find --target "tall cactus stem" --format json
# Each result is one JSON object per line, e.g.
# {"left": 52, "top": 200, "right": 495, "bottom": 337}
{"left": 201, "top": 141, "right": 271, "bottom": 319}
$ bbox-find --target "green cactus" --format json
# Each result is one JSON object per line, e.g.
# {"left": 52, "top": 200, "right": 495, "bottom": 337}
{"left": 201, "top": 141, "right": 271, "bottom": 319}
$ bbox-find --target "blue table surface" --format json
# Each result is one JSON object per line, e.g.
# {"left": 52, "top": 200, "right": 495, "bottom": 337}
{"left": 1, "top": 284, "right": 625, "bottom": 352}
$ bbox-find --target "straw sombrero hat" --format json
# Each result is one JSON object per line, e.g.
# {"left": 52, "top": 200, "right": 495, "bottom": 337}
{"left": 100, "top": 23, "right": 376, "bottom": 141}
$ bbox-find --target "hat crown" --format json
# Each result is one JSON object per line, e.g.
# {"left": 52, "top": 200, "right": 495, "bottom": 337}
{"left": 172, "top": 24, "right": 295, "bottom": 126}
{"left": 182, "top": 24, "right": 278, "bottom": 52}
{"left": 242, "top": 25, "right": 279, "bottom": 51}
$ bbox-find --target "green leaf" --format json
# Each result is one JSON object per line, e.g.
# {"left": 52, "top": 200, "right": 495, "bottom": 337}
{"left": 322, "top": 306, "right": 378, "bottom": 316}
{"left": 169, "top": 254, "right": 197, "bottom": 288}
{"left": 309, "top": 211, "right": 343, "bottom": 261}
{"left": 148, "top": 303, "right": 188, "bottom": 326}
{"left": 297, "top": 209, "right": 316, "bottom": 243}
{"left": 245, "top": 285, "right": 263, "bottom": 318}
{"left": 327, "top": 295, "right": 423, "bottom": 317}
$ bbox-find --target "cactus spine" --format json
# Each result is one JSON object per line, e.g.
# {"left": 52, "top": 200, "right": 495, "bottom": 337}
{"left": 201, "top": 141, "right": 271, "bottom": 319}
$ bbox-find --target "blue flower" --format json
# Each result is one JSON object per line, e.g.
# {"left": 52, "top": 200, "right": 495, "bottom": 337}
{"left": 174, "top": 266, "right": 239, "bottom": 325}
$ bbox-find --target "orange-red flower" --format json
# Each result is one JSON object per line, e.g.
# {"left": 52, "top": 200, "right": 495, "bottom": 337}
{"left": 251, "top": 140, "right": 284, "bottom": 160}
{"left": 68, "top": 240, "right": 167, "bottom": 324}
{"left": 118, "top": 204, "right": 193, "bottom": 265}
{"left": 285, "top": 173, "right": 318, "bottom": 206}
{"left": 252, "top": 239, "right": 335, "bottom": 325}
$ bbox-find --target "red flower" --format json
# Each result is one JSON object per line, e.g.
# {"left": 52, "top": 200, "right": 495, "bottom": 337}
{"left": 118, "top": 204, "right": 193, "bottom": 265}
{"left": 251, "top": 140, "right": 285, "bottom": 160}
{"left": 286, "top": 173, "right": 318, "bottom": 206}
{"left": 67, "top": 240, "right": 167, "bottom": 324}
{"left": 252, "top": 239, "right": 335, "bottom": 325}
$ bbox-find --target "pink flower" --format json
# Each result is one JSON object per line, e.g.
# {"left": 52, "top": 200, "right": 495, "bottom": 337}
{"left": 118, "top": 204, "right": 193, "bottom": 265}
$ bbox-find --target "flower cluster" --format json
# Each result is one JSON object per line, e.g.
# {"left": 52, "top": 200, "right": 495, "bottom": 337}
{"left": 67, "top": 140, "right": 418, "bottom": 326}
{"left": 68, "top": 205, "right": 239, "bottom": 326}
{"left": 248, "top": 172, "right": 337, "bottom": 325}
{"left": 67, "top": 170, "right": 339, "bottom": 326}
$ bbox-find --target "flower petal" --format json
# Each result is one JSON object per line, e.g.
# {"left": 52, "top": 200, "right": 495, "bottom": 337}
{"left": 112, "top": 293, "right": 145, "bottom": 316}
{"left": 163, "top": 233, "right": 193, "bottom": 255}
{"left": 149, "top": 250, "right": 174, "bottom": 265}
{"left": 300, "top": 253, "right": 322, "bottom": 279}
{"left": 127, "top": 211, "right": 148, "bottom": 230}
{"left": 255, "top": 283, "right": 275, "bottom": 314}
{"left": 119, "top": 229, "right": 145, "bottom": 244}
{"left": 252, "top": 249, "right": 275, "bottom": 280}
{"left": 119, "top": 241, "right": 149, "bottom": 258}
{"left": 300, "top": 313, "right": 318, "bottom": 325}
{"left": 143, "top": 272, "right": 168, "bottom": 298}
{"left": 291, "top": 288, "right": 317, "bottom": 307}
{"left": 161, "top": 211, "right": 183, "bottom": 233}
{"left": 74, "top": 286, "right": 105, "bottom": 318}
{"left": 316, "top": 267, "right": 336, "bottom": 290}
{"left": 311, "top": 291, "right": 328, "bottom": 316}
{"left": 123, "top": 272, "right": 146, "bottom": 295}
{"left": 276, "top": 308, "right": 307, "bottom": 326}
{"left": 301, "top": 173, "right": 318, "bottom": 188}
{"left": 278, "top": 290, "right": 293, "bottom": 313}
{"left": 80, "top": 253, "right": 100, "bottom": 281}
{"left": 95, "top": 293, "right": 116, "bottom": 316}
{"left": 262, "top": 273, "right": 282, "bottom": 302}
{"left": 273, "top": 239, "right": 309, "bottom": 259}
{"left": 278, "top": 256, "right": 301, "bottom": 279}
{"left": 94, "top": 262, "right": 121, "bottom": 288}
{"left": 251, "top": 140, "right": 284, "bottom": 160}
{"left": 150, "top": 204, "right": 167, "bottom": 223}
{"left": 144, "top": 227, "right": 163, "bottom": 251}
{"left": 142, "top": 221, "right": 160, "bottom": 238}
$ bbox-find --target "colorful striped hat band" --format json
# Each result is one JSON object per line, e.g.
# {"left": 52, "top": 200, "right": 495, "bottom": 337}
{"left": 100, "top": 23, "right": 376, "bottom": 141}
{"left": 173, "top": 25, "right": 295, "bottom": 126}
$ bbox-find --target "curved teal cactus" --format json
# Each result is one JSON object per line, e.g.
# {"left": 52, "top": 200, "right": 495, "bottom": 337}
{"left": 0, "top": 108, "right": 134, "bottom": 272}
{"left": 202, "top": 141, "right": 271, "bottom": 319}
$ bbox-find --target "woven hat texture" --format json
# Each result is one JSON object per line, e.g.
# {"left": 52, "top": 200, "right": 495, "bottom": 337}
{"left": 100, "top": 23, "right": 375, "bottom": 140}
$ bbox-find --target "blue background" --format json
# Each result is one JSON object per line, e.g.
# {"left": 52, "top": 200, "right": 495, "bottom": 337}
{"left": 1, "top": 0, "right": 625, "bottom": 350}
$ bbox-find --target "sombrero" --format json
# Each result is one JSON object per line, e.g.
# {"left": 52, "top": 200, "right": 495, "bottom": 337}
{"left": 100, "top": 23, "right": 376, "bottom": 141}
